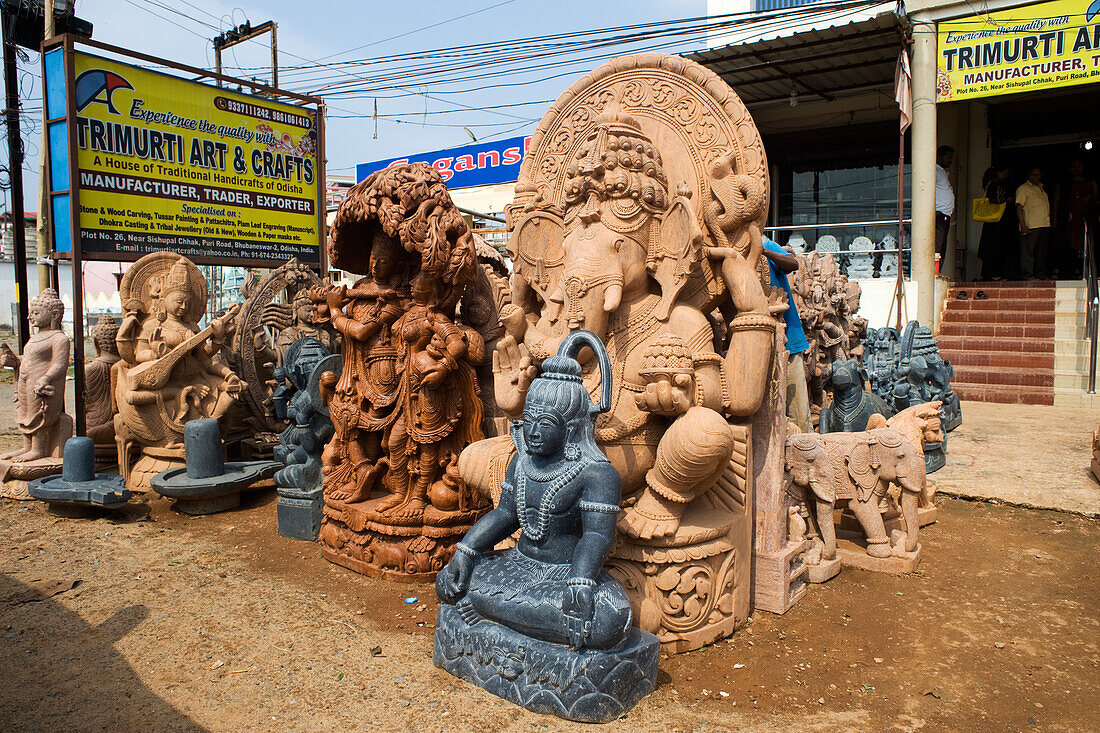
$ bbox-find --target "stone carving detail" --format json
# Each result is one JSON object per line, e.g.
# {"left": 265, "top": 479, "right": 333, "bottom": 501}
{"left": 864, "top": 326, "right": 900, "bottom": 405}
{"left": 815, "top": 234, "right": 840, "bottom": 256}
{"left": 230, "top": 259, "right": 334, "bottom": 437}
{"left": 789, "top": 252, "right": 865, "bottom": 425}
{"left": 314, "top": 162, "right": 490, "bottom": 581}
{"left": 861, "top": 320, "right": 961, "bottom": 438}
{"left": 846, "top": 236, "right": 875, "bottom": 279}
{"left": 786, "top": 427, "right": 924, "bottom": 574}
{"left": 0, "top": 288, "right": 73, "bottom": 497}
{"left": 113, "top": 253, "right": 246, "bottom": 491}
{"left": 434, "top": 331, "right": 659, "bottom": 723}
{"left": 819, "top": 358, "right": 894, "bottom": 433}
{"left": 85, "top": 315, "right": 120, "bottom": 459}
{"left": 460, "top": 53, "right": 780, "bottom": 651}
{"left": 272, "top": 338, "right": 339, "bottom": 541}
{"left": 786, "top": 232, "right": 807, "bottom": 254}
{"left": 867, "top": 401, "right": 943, "bottom": 526}
{"left": 879, "top": 235, "right": 899, "bottom": 277}
{"left": 896, "top": 322, "right": 961, "bottom": 432}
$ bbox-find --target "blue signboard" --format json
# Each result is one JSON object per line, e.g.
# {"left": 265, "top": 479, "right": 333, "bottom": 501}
{"left": 356, "top": 135, "right": 529, "bottom": 190}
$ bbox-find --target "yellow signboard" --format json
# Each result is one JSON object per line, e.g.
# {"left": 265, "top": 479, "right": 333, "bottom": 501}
{"left": 70, "top": 51, "right": 321, "bottom": 264}
{"left": 937, "top": 0, "right": 1100, "bottom": 102}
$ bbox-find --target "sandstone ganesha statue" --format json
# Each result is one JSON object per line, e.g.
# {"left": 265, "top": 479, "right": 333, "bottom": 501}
{"left": 313, "top": 162, "right": 490, "bottom": 581}
{"left": 113, "top": 253, "right": 246, "bottom": 491}
{"left": 0, "top": 288, "right": 73, "bottom": 496}
{"left": 459, "top": 53, "right": 782, "bottom": 652}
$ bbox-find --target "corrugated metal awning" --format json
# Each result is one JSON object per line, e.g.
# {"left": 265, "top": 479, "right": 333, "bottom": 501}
{"left": 686, "top": 4, "right": 905, "bottom": 107}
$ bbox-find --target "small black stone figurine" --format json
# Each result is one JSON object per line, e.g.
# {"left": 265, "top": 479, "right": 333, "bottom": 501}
{"left": 28, "top": 437, "right": 131, "bottom": 515}
{"left": 272, "top": 338, "right": 340, "bottom": 541}
{"left": 434, "top": 331, "right": 659, "bottom": 723}
{"left": 819, "top": 358, "right": 894, "bottom": 433}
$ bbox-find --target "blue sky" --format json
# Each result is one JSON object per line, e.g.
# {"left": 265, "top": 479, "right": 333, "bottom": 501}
{"left": 9, "top": 0, "right": 711, "bottom": 208}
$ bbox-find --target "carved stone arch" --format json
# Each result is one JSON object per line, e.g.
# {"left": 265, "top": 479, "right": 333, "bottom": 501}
{"left": 233, "top": 259, "right": 324, "bottom": 432}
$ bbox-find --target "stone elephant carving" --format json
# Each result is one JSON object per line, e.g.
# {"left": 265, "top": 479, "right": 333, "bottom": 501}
{"left": 785, "top": 427, "right": 923, "bottom": 562}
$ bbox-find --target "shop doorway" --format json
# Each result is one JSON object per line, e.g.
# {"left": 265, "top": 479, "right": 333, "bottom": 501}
{"left": 989, "top": 88, "right": 1100, "bottom": 279}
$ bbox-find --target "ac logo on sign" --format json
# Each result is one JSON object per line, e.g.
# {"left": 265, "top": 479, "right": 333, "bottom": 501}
{"left": 75, "top": 69, "right": 134, "bottom": 114}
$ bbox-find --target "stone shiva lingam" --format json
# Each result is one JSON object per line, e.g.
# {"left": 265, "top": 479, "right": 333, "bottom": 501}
{"left": 0, "top": 288, "right": 74, "bottom": 498}
{"left": 314, "top": 162, "right": 491, "bottom": 580}
{"left": 150, "top": 418, "right": 279, "bottom": 515}
{"left": 272, "top": 337, "right": 340, "bottom": 541}
{"left": 434, "top": 331, "right": 660, "bottom": 723}
{"left": 458, "top": 53, "right": 784, "bottom": 651}
{"left": 28, "top": 436, "right": 131, "bottom": 515}
{"left": 114, "top": 253, "right": 247, "bottom": 492}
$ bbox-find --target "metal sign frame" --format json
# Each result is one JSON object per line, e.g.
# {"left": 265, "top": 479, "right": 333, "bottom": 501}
{"left": 41, "top": 33, "right": 328, "bottom": 436}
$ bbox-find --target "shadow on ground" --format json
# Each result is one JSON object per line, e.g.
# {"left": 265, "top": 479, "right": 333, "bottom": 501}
{"left": 0, "top": 574, "right": 207, "bottom": 732}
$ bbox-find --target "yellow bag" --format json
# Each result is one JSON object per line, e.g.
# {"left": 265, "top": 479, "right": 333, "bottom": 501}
{"left": 972, "top": 197, "right": 1006, "bottom": 223}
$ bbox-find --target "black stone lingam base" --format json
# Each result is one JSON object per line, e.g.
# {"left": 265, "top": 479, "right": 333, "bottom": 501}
{"left": 434, "top": 603, "right": 660, "bottom": 723}
{"left": 151, "top": 419, "right": 280, "bottom": 515}
{"left": 276, "top": 485, "right": 323, "bottom": 541}
{"left": 28, "top": 437, "right": 131, "bottom": 516}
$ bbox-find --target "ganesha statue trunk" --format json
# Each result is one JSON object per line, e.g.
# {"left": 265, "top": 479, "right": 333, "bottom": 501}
{"left": 459, "top": 53, "right": 785, "bottom": 652}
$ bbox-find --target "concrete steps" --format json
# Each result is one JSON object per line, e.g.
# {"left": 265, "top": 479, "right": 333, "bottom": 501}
{"left": 941, "top": 280, "right": 1098, "bottom": 406}
{"left": 939, "top": 281, "right": 1057, "bottom": 403}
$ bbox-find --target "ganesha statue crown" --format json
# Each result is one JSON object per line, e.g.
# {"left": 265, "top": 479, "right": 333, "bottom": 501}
{"left": 434, "top": 331, "right": 659, "bottom": 723}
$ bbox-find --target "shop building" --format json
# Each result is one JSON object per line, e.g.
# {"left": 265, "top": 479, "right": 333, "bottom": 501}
{"left": 696, "top": 0, "right": 1100, "bottom": 405}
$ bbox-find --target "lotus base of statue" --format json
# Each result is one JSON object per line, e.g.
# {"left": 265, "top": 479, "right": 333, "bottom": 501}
{"left": 0, "top": 413, "right": 72, "bottom": 500}
{"left": 434, "top": 593, "right": 659, "bottom": 723}
{"left": 319, "top": 503, "right": 482, "bottom": 582}
{"left": 0, "top": 454, "right": 67, "bottom": 500}
{"left": 127, "top": 447, "right": 185, "bottom": 494}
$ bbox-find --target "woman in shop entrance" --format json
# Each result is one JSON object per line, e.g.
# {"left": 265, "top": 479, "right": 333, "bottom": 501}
{"left": 977, "top": 164, "right": 1016, "bottom": 281}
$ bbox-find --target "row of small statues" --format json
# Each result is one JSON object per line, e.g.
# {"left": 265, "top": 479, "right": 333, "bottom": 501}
{"left": 0, "top": 54, "right": 953, "bottom": 722}
{"left": 785, "top": 232, "right": 901, "bottom": 280}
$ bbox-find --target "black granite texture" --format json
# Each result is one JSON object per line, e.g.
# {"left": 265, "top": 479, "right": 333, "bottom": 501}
{"left": 28, "top": 437, "right": 131, "bottom": 511}
{"left": 433, "top": 602, "right": 659, "bottom": 723}
{"left": 819, "top": 358, "right": 895, "bottom": 433}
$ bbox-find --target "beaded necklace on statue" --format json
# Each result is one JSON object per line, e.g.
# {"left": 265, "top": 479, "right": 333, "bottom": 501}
{"left": 516, "top": 454, "right": 588, "bottom": 542}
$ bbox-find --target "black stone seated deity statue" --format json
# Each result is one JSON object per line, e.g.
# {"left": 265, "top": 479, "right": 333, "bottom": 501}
{"left": 433, "top": 330, "right": 659, "bottom": 722}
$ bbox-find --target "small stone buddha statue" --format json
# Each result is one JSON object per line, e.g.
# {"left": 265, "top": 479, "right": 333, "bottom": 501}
{"left": 434, "top": 331, "right": 658, "bottom": 722}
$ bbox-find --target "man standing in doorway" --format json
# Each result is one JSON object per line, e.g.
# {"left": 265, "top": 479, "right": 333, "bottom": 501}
{"left": 1016, "top": 167, "right": 1051, "bottom": 279}
{"left": 935, "top": 145, "right": 956, "bottom": 269}
{"left": 763, "top": 237, "right": 810, "bottom": 432}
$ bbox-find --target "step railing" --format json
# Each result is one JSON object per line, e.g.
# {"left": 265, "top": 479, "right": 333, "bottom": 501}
{"left": 1085, "top": 219, "right": 1097, "bottom": 394}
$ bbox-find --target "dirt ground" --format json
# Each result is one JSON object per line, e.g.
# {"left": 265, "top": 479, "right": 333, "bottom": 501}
{"left": 1, "top": 470, "right": 1097, "bottom": 731}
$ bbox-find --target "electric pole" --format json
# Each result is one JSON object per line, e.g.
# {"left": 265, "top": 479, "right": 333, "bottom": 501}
{"left": 35, "top": 0, "right": 52, "bottom": 292}
{"left": 2, "top": 11, "right": 30, "bottom": 348}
